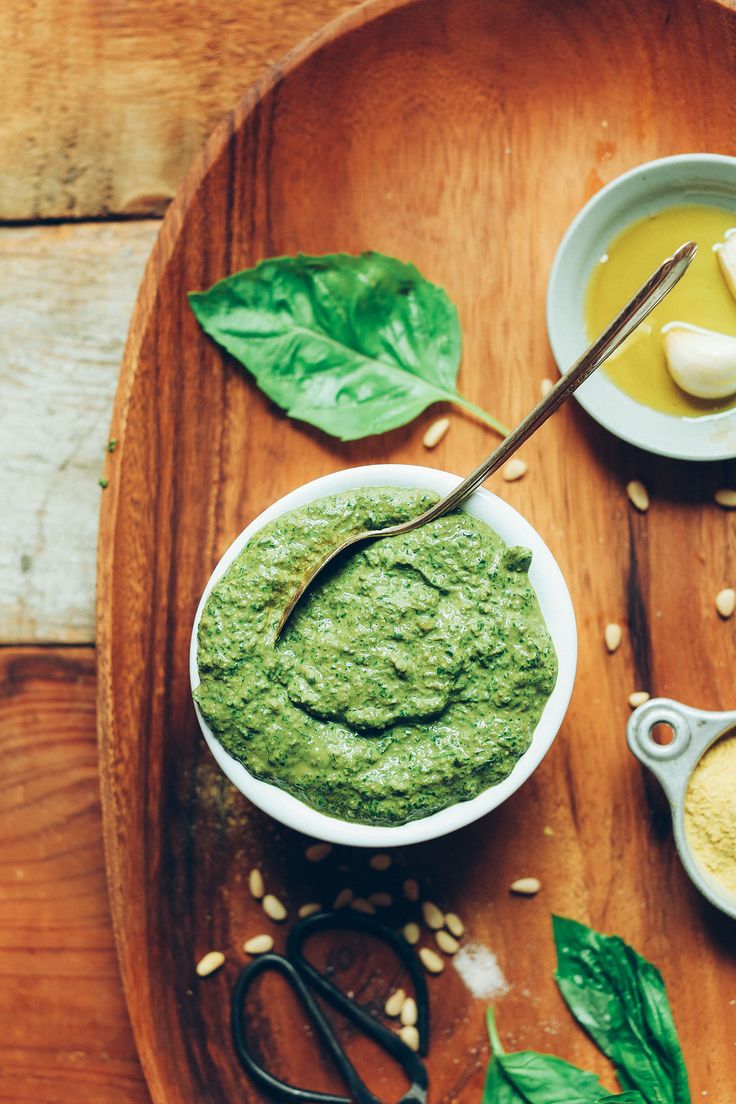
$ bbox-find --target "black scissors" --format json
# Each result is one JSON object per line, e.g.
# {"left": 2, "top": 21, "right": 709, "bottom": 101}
{"left": 231, "top": 910, "right": 429, "bottom": 1104}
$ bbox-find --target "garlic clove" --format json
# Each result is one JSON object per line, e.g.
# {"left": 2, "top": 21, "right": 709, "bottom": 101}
{"left": 662, "top": 323, "right": 736, "bottom": 400}
{"left": 716, "top": 232, "right": 736, "bottom": 301}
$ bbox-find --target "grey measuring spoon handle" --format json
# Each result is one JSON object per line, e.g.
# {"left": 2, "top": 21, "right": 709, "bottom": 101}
{"left": 627, "top": 696, "right": 736, "bottom": 805}
{"left": 407, "top": 240, "right": 697, "bottom": 526}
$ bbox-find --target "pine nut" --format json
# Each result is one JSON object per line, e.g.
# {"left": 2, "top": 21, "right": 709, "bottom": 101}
{"left": 716, "top": 587, "right": 736, "bottom": 618}
{"left": 626, "top": 480, "right": 649, "bottom": 512}
{"left": 369, "top": 854, "right": 392, "bottom": 871}
{"left": 540, "top": 378, "right": 554, "bottom": 397}
{"left": 435, "top": 930, "right": 460, "bottom": 955}
{"left": 403, "top": 878, "right": 420, "bottom": 902}
{"left": 423, "top": 416, "right": 450, "bottom": 449}
{"left": 399, "top": 1024, "right": 420, "bottom": 1051}
{"left": 502, "top": 458, "right": 528, "bottom": 482}
{"left": 248, "top": 868, "right": 265, "bottom": 900}
{"left": 262, "top": 894, "right": 287, "bottom": 922}
{"left": 350, "top": 897, "right": 376, "bottom": 915}
{"left": 196, "top": 950, "right": 225, "bottom": 977}
{"left": 244, "top": 934, "right": 274, "bottom": 955}
{"left": 305, "top": 842, "right": 332, "bottom": 862}
{"left": 333, "top": 888, "right": 354, "bottom": 909}
{"left": 384, "top": 988, "right": 405, "bottom": 1017}
{"left": 421, "top": 901, "right": 445, "bottom": 930}
{"left": 628, "top": 691, "right": 650, "bottom": 708}
{"left": 444, "top": 912, "right": 465, "bottom": 938}
{"left": 368, "top": 892, "right": 393, "bottom": 908}
{"left": 403, "top": 922, "right": 421, "bottom": 945}
{"left": 298, "top": 902, "right": 321, "bottom": 919}
{"left": 419, "top": 947, "right": 445, "bottom": 974}
{"left": 604, "top": 623, "right": 622, "bottom": 653}
{"left": 714, "top": 488, "right": 736, "bottom": 509}
{"left": 400, "top": 996, "right": 418, "bottom": 1026}
{"left": 510, "top": 877, "right": 541, "bottom": 896}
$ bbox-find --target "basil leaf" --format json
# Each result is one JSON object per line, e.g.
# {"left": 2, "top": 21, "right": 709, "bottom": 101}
{"left": 189, "top": 252, "right": 509, "bottom": 441}
{"left": 483, "top": 1009, "right": 610, "bottom": 1104}
{"left": 553, "top": 917, "right": 690, "bottom": 1104}
{"left": 597, "top": 1095, "right": 648, "bottom": 1103}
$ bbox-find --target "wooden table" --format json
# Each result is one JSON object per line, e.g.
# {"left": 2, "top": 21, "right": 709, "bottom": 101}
{"left": 0, "top": 4, "right": 359, "bottom": 1100}
{"left": 3, "top": 2, "right": 736, "bottom": 1102}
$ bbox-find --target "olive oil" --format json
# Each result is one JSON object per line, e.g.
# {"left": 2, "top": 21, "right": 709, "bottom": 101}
{"left": 585, "top": 204, "right": 736, "bottom": 417}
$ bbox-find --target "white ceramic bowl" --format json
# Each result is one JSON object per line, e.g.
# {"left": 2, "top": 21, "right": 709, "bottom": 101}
{"left": 190, "top": 464, "right": 577, "bottom": 847}
{"left": 547, "top": 153, "right": 736, "bottom": 461}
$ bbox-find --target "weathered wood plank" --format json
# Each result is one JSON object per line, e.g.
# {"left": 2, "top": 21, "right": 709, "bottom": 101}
{"left": 0, "top": 0, "right": 362, "bottom": 221}
{"left": 0, "top": 221, "right": 158, "bottom": 644}
{"left": 0, "top": 646, "right": 148, "bottom": 1104}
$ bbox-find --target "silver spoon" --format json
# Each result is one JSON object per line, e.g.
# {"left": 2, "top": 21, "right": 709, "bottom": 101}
{"left": 276, "top": 240, "right": 697, "bottom": 640}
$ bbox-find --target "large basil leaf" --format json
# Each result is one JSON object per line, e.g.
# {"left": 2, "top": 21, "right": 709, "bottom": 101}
{"left": 483, "top": 1009, "right": 610, "bottom": 1104}
{"left": 553, "top": 917, "right": 690, "bottom": 1104}
{"left": 189, "top": 252, "right": 509, "bottom": 441}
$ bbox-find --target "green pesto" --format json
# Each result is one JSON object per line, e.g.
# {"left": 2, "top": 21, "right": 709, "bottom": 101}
{"left": 194, "top": 487, "right": 558, "bottom": 826}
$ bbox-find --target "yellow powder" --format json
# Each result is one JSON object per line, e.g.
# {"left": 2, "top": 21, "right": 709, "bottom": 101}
{"left": 684, "top": 730, "right": 736, "bottom": 899}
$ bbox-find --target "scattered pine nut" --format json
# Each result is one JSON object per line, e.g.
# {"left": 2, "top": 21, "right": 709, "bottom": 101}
{"left": 510, "top": 877, "right": 541, "bottom": 896}
{"left": 385, "top": 988, "right": 406, "bottom": 1018}
{"left": 444, "top": 912, "right": 465, "bottom": 939}
{"left": 714, "top": 488, "right": 736, "bottom": 509}
{"left": 423, "top": 416, "right": 450, "bottom": 449}
{"left": 628, "top": 691, "right": 651, "bottom": 709}
{"left": 543, "top": 825, "right": 555, "bottom": 837}
{"left": 248, "top": 868, "right": 265, "bottom": 900}
{"left": 244, "top": 934, "right": 274, "bottom": 955}
{"left": 604, "top": 623, "right": 622, "bottom": 653}
{"left": 716, "top": 587, "right": 736, "bottom": 618}
{"left": 540, "top": 378, "right": 554, "bottom": 397}
{"left": 403, "top": 922, "right": 421, "bottom": 945}
{"left": 419, "top": 947, "right": 445, "bottom": 974}
{"left": 369, "top": 854, "right": 392, "bottom": 872}
{"left": 421, "top": 901, "right": 445, "bottom": 930}
{"left": 262, "top": 894, "right": 287, "bottom": 922}
{"left": 399, "top": 1024, "right": 420, "bottom": 1051}
{"left": 400, "top": 996, "right": 418, "bottom": 1026}
{"left": 196, "top": 950, "right": 225, "bottom": 977}
{"left": 333, "top": 888, "right": 354, "bottom": 909}
{"left": 502, "top": 458, "right": 528, "bottom": 483}
{"left": 435, "top": 930, "right": 460, "bottom": 955}
{"left": 305, "top": 842, "right": 332, "bottom": 863}
{"left": 298, "top": 902, "right": 321, "bottom": 919}
{"left": 626, "top": 480, "right": 649, "bottom": 512}
{"left": 350, "top": 897, "right": 377, "bottom": 915}
{"left": 368, "top": 891, "right": 393, "bottom": 908}
{"left": 403, "top": 878, "right": 420, "bottom": 902}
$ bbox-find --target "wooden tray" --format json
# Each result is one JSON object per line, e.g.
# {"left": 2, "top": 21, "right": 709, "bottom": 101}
{"left": 97, "top": 1, "right": 736, "bottom": 1100}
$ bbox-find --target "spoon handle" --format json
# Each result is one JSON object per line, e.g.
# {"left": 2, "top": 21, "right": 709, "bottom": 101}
{"left": 399, "top": 240, "right": 697, "bottom": 526}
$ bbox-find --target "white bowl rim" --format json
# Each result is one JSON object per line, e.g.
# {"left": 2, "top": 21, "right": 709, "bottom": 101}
{"left": 546, "top": 152, "right": 736, "bottom": 462}
{"left": 189, "top": 464, "right": 577, "bottom": 847}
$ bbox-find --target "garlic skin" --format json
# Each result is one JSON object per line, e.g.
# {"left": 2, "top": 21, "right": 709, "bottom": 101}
{"left": 662, "top": 323, "right": 736, "bottom": 400}
{"left": 716, "top": 233, "right": 736, "bottom": 300}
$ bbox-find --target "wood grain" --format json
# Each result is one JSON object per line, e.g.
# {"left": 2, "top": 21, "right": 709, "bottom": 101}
{"left": 0, "top": 221, "right": 157, "bottom": 644}
{"left": 98, "top": 1, "right": 736, "bottom": 1101}
{"left": 0, "top": 0, "right": 363, "bottom": 221}
{"left": 0, "top": 647, "right": 147, "bottom": 1104}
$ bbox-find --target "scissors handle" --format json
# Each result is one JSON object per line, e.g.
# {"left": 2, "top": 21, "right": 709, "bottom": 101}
{"left": 287, "top": 911, "right": 429, "bottom": 1103}
{"left": 231, "top": 951, "right": 366, "bottom": 1104}
{"left": 231, "top": 912, "right": 429, "bottom": 1104}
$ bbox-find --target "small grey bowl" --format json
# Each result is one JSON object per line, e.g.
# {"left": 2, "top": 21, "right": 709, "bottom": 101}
{"left": 547, "top": 153, "right": 736, "bottom": 461}
{"left": 627, "top": 697, "right": 736, "bottom": 919}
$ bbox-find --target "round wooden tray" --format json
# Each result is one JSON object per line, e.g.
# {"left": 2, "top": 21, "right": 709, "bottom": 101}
{"left": 97, "top": 1, "right": 736, "bottom": 1100}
